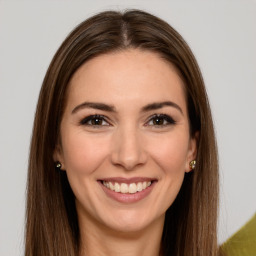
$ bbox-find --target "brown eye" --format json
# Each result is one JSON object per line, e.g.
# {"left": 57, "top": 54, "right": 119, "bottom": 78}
{"left": 91, "top": 117, "right": 103, "bottom": 125}
{"left": 152, "top": 116, "right": 165, "bottom": 125}
{"left": 147, "top": 114, "right": 176, "bottom": 127}
{"left": 80, "top": 115, "right": 109, "bottom": 126}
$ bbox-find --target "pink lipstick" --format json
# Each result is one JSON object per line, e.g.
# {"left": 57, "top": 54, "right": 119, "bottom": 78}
{"left": 98, "top": 177, "right": 157, "bottom": 203}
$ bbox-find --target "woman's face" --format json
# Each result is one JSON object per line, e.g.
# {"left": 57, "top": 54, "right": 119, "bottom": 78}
{"left": 55, "top": 49, "right": 197, "bottom": 233}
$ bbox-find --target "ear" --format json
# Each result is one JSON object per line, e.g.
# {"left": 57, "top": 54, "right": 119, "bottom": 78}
{"left": 185, "top": 131, "right": 199, "bottom": 173}
{"left": 53, "top": 144, "right": 66, "bottom": 171}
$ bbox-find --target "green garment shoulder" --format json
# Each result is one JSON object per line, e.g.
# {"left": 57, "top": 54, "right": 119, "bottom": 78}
{"left": 220, "top": 213, "right": 256, "bottom": 256}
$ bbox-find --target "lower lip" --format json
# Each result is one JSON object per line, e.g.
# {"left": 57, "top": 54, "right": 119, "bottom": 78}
{"left": 99, "top": 181, "right": 156, "bottom": 203}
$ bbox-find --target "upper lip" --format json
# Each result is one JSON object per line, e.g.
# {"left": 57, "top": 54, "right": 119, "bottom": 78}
{"left": 98, "top": 177, "right": 157, "bottom": 184}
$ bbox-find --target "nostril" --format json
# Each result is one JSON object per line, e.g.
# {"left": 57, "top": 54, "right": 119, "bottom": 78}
{"left": 110, "top": 134, "right": 148, "bottom": 170}
{"left": 110, "top": 152, "right": 148, "bottom": 171}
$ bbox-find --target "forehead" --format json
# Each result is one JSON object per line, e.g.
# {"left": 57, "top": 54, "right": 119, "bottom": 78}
{"left": 66, "top": 49, "right": 187, "bottom": 113}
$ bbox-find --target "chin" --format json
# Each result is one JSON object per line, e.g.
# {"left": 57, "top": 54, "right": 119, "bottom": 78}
{"left": 99, "top": 208, "right": 164, "bottom": 234}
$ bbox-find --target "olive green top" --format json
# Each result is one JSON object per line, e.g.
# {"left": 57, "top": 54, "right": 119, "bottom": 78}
{"left": 220, "top": 213, "right": 256, "bottom": 256}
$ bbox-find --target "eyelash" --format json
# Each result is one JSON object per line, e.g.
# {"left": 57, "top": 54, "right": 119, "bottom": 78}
{"left": 80, "top": 115, "right": 109, "bottom": 126}
{"left": 79, "top": 114, "right": 176, "bottom": 127}
{"left": 146, "top": 114, "right": 176, "bottom": 127}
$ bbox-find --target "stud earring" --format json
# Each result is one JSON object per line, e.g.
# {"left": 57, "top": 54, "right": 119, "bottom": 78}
{"left": 55, "top": 161, "right": 62, "bottom": 169}
{"left": 189, "top": 160, "right": 196, "bottom": 170}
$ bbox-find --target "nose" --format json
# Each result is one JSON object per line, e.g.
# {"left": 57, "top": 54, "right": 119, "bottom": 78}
{"left": 110, "top": 125, "right": 148, "bottom": 171}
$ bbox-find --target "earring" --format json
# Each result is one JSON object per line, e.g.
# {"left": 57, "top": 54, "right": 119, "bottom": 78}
{"left": 189, "top": 160, "right": 196, "bottom": 170}
{"left": 55, "top": 161, "right": 62, "bottom": 169}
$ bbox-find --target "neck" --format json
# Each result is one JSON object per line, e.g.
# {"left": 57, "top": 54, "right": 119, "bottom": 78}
{"left": 78, "top": 213, "right": 165, "bottom": 256}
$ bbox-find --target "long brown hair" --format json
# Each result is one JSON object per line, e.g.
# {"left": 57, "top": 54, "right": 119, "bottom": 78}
{"left": 25, "top": 9, "right": 218, "bottom": 256}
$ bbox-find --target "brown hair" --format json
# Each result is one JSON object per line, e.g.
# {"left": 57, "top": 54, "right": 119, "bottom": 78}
{"left": 25, "top": 9, "right": 218, "bottom": 256}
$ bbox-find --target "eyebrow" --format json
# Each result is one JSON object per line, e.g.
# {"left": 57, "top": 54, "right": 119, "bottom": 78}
{"left": 71, "top": 101, "right": 183, "bottom": 115}
{"left": 141, "top": 101, "right": 183, "bottom": 115}
{"left": 72, "top": 102, "right": 116, "bottom": 114}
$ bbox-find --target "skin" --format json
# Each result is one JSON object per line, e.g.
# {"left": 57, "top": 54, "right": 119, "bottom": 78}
{"left": 54, "top": 49, "right": 197, "bottom": 256}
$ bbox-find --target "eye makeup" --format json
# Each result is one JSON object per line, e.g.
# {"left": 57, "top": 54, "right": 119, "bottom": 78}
{"left": 79, "top": 114, "right": 110, "bottom": 126}
{"left": 79, "top": 113, "right": 176, "bottom": 129}
{"left": 145, "top": 113, "right": 176, "bottom": 127}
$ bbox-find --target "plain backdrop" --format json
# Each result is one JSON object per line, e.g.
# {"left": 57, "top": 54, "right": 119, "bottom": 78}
{"left": 0, "top": 1, "right": 255, "bottom": 255}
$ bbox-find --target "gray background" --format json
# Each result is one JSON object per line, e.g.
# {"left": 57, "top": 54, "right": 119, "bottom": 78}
{"left": 0, "top": 1, "right": 255, "bottom": 255}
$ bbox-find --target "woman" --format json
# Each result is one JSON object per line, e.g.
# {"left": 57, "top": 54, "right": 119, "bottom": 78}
{"left": 25, "top": 9, "right": 218, "bottom": 256}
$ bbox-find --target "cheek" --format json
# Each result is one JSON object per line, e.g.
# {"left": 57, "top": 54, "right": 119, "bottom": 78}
{"left": 153, "top": 135, "right": 189, "bottom": 205}
{"left": 148, "top": 132, "right": 190, "bottom": 174}
{"left": 61, "top": 130, "right": 110, "bottom": 175}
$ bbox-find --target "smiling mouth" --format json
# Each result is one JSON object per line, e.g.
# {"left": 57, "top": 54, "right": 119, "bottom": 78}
{"left": 102, "top": 181, "right": 152, "bottom": 194}
{"left": 98, "top": 178, "right": 157, "bottom": 203}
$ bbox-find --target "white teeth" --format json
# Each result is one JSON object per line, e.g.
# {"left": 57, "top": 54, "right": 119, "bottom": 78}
{"left": 129, "top": 183, "right": 137, "bottom": 194}
{"left": 103, "top": 181, "right": 152, "bottom": 193}
{"left": 109, "top": 182, "right": 114, "bottom": 190}
{"left": 114, "top": 182, "right": 120, "bottom": 192}
{"left": 137, "top": 182, "right": 143, "bottom": 192}
{"left": 120, "top": 183, "right": 129, "bottom": 193}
